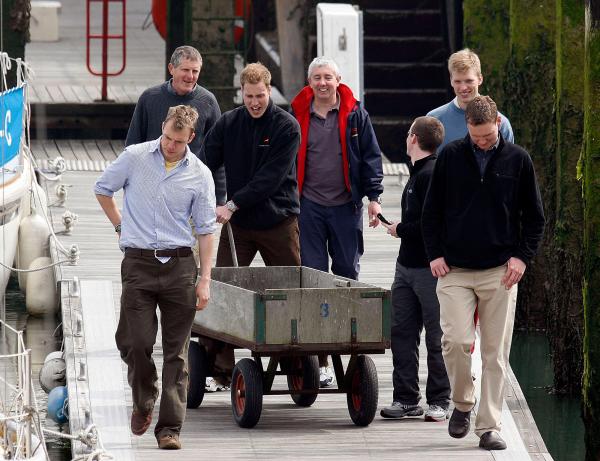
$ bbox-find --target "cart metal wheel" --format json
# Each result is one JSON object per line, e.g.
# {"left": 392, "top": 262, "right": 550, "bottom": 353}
{"left": 285, "top": 355, "right": 319, "bottom": 407}
{"left": 231, "top": 358, "right": 263, "bottom": 428}
{"left": 346, "top": 355, "right": 378, "bottom": 426}
{"left": 187, "top": 340, "right": 208, "bottom": 409}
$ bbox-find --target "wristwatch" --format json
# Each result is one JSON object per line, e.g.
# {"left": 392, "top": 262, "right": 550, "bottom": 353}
{"left": 225, "top": 200, "right": 238, "bottom": 212}
{"left": 115, "top": 223, "right": 122, "bottom": 233}
{"left": 370, "top": 196, "right": 382, "bottom": 204}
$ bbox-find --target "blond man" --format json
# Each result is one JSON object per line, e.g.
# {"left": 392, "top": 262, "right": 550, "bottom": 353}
{"left": 427, "top": 48, "right": 513, "bottom": 150}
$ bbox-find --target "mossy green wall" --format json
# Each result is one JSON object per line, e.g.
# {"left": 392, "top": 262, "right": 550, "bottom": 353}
{"left": 582, "top": 2, "right": 600, "bottom": 458}
{"left": 463, "top": 0, "right": 586, "bottom": 394}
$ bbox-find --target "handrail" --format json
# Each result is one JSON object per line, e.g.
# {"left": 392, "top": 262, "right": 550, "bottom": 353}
{"left": 86, "top": 0, "right": 127, "bottom": 101}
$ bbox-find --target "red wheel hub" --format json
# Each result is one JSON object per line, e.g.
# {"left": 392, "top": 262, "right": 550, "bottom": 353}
{"left": 234, "top": 373, "right": 246, "bottom": 414}
{"left": 351, "top": 370, "right": 361, "bottom": 410}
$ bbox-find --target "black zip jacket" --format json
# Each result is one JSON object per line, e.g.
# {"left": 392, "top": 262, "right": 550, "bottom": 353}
{"left": 202, "top": 99, "right": 301, "bottom": 230}
{"left": 396, "top": 154, "right": 437, "bottom": 268}
{"left": 422, "top": 135, "right": 545, "bottom": 269}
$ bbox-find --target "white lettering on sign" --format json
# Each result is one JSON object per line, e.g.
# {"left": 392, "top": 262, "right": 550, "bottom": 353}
{"left": 2, "top": 110, "right": 12, "bottom": 146}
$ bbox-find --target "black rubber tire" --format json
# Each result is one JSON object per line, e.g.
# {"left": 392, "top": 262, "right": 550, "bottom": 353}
{"left": 346, "top": 355, "right": 378, "bottom": 426}
{"left": 187, "top": 340, "right": 208, "bottom": 409}
{"left": 231, "top": 358, "right": 263, "bottom": 428}
{"left": 285, "top": 356, "right": 319, "bottom": 407}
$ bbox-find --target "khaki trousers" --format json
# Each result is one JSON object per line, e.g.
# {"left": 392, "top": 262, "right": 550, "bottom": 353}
{"left": 436, "top": 265, "right": 517, "bottom": 436}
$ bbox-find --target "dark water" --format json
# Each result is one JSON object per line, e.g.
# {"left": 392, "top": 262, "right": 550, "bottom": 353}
{"left": 2, "top": 276, "right": 71, "bottom": 460}
{"left": 510, "top": 331, "right": 585, "bottom": 461}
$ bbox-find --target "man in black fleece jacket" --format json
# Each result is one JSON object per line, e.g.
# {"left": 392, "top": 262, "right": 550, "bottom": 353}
{"left": 379, "top": 116, "right": 450, "bottom": 422}
{"left": 202, "top": 62, "right": 301, "bottom": 266}
{"left": 422, "top": 96, "right": 545, "bottom": 450}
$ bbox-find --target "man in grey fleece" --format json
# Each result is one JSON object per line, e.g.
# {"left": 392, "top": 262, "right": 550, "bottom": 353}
{"left": 126, "top": 45, "right": 225, "bottom": 202}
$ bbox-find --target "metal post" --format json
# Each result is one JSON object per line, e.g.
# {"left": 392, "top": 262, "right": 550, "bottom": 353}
{"left": 101, "top": 0, "right": 109, "bottom": 101}
{"left": 23, "top": 348, "right": 32, "bottom": 458}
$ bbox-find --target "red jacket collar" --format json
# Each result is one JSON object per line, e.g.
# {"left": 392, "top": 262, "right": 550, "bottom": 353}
{"left": 291, "top": 83, "right": 357, "bottom": 195}
{"left": 291, "top": 83, "right": 357, "bottom": 115}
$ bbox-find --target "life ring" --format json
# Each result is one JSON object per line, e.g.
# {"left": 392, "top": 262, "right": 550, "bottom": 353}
{"left": 152, "top": 0, "right": 250, "bottom": 44}
{"left": 151, "top": 0, "right": 167, "bottom": 40}
{"left": 234, "top": 0, "right": 252, "bottom": 45}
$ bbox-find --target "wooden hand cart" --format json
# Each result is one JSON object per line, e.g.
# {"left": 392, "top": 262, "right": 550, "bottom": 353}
{"left": 187, "top": 264, "right": 391, "bottom": 429}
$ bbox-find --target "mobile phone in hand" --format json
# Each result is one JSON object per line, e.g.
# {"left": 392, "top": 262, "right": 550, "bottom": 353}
{"left": 377, "top": 213, "right": 392, "bottom": 225}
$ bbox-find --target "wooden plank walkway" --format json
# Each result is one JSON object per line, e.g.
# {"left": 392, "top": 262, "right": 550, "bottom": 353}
{"left": 29, "top": 143, "right": 551, "bottom": 460}
{"left": 25, "top": 0, "right": 165, "bottom": 103}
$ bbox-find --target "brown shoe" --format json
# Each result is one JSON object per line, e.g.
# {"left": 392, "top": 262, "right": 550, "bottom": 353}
{"left": 158, "top": 434, "right": 181, "bottom": 450}
{"left": 130, "top": 410, "right": 152, "bottom": 436}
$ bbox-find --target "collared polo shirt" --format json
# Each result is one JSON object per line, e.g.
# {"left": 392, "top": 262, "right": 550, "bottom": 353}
{"left": 302, "top": 95, "right": 352, "bottom": 206}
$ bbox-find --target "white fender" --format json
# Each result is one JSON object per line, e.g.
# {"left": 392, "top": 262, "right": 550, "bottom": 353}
{"left": 31, "top": 180, "right": 48, "bottom": 214}
{"left": 16, "top": 213, "right": 50, "bottom": 291}
{"left": 25, "top": 257, "right": 57, "bottom": 316}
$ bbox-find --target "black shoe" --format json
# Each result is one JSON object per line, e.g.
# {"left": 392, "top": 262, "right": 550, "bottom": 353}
{"left": 479, "top": 431, "right": 507, "bottom": 450}
{"left": 448, "top": 407, "right": 472, "bottom": 438}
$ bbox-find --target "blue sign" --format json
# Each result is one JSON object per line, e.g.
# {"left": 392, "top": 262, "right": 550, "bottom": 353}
{"left": 0, "top": 86, "right": 23, "bottom": 167}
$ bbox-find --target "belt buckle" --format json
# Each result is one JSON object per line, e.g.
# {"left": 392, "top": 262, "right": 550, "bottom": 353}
{"left": 154, "top": 249, "right": 160, "bottom": 258}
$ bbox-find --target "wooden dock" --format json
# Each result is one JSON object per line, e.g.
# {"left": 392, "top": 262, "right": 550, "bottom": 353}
{"left": 29, "top": 141, "right": 551, "bottom": 460}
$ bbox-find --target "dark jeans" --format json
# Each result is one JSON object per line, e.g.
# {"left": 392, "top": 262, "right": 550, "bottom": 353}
{"left": 216, "top": 215, "right": 301, "bottom": 267}
{"left": 391, "top": 262, "right": 450, "bottom": 406}
{"left": 116, "top": 252, "right": 197, "bottom": 439}
{"left": 298, "top": 196, "right": 363, "bottom": 280}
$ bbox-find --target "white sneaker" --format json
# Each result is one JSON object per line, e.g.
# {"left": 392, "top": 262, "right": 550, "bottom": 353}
{"left": 424, "top": 404, "right": 449, "bottom": 422}
{"left": 205, "top": 377, "right": 230, "bottom": 392}
{"left": 205, "top": 377, "right": 218, "bottom": 392}
{"left": 319, "top": 366, "right": 335, "bottom": 388}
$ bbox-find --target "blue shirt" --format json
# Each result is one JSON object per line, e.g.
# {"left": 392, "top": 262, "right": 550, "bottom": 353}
{"left": 94, "top": 138, "right": 217, "bottom": 252}
{"left": 427, "top": 98, "right": 514, "bottom": 152}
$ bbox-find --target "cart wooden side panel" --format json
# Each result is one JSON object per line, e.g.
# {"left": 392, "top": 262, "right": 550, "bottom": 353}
{"left": 193, "top": 279, "right": 257, "bottom": 344}
{"left": 191, "top": 266, "right": 391, "bottom": 353}
{"left": 263, "top": 288, "right": 384, "bottom": 344}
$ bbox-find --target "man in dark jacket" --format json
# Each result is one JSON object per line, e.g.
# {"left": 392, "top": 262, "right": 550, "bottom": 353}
{"left": 422, "top": 96, "right": 545, "bottom": 450}
{"left": 290, "top": 57, "right": 384, "bottom": 387}
{"left": 379, "top": 116, "right": 450, "bottom": 422}
{"left": 202, "top": 62, "right": 301, "bottom": 266}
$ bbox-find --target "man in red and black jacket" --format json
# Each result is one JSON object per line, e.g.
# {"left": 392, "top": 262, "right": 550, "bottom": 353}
{"left": 290, "top": 57, "right": 384, "bottom": 387}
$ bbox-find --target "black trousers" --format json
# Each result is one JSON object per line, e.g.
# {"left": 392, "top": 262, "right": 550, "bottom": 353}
{"left": 391, "top": 261, "right": 450, "bottom": 406}
{"left": 116, "top": 253, "right": 197, "bottom": 439}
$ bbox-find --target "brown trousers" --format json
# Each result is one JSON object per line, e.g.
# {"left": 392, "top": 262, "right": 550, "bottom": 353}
{"left": 204, "top": 216, "right": 300, "bottom": 380}
{"left": 116, "top": 253, "right": 197, "bottom": 439}
{"left": 216, "top": 215, "right": 301, "bottom": 267}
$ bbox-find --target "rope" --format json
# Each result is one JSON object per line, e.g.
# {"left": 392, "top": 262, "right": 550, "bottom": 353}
{"left": 0, "top": 255, "right": 79, "bottom": 273}
{"left": 43, "top": 424, "right": 115, "bottom": 460}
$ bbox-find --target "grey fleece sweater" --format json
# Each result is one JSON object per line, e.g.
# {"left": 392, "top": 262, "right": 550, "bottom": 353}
{"left": 125, "top": 80, "right": 226, "bottom": 203}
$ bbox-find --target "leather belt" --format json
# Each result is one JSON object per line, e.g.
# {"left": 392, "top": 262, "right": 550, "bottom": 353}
{"left": 125, "top": 247, "right": 193, "bottom": 258}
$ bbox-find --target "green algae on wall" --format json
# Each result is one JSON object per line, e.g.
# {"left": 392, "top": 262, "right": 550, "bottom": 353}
{"left": 582, "top": 2, "right": 600, "bottom": 459}
{"left": 462, "top": 0, "right": 511, "bottom": 108}
{"left": 549, "top": 0, "right": 585, "bottom": 395}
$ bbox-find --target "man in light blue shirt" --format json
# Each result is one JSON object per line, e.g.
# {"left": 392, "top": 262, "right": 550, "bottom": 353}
{"left": 427, "top": 48, "right": 513, "bottom": 151}
{"left": 94, "top": 105, "right": 216, "bottom": 450}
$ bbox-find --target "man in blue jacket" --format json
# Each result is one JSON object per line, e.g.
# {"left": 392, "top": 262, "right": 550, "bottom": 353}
{"left": 291, "top": 57, "right": 384, "bottom": 387}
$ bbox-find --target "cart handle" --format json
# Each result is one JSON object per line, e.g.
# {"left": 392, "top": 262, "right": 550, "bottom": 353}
{"left": 227, "top": 221, "right": 239, "bottom": 267}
